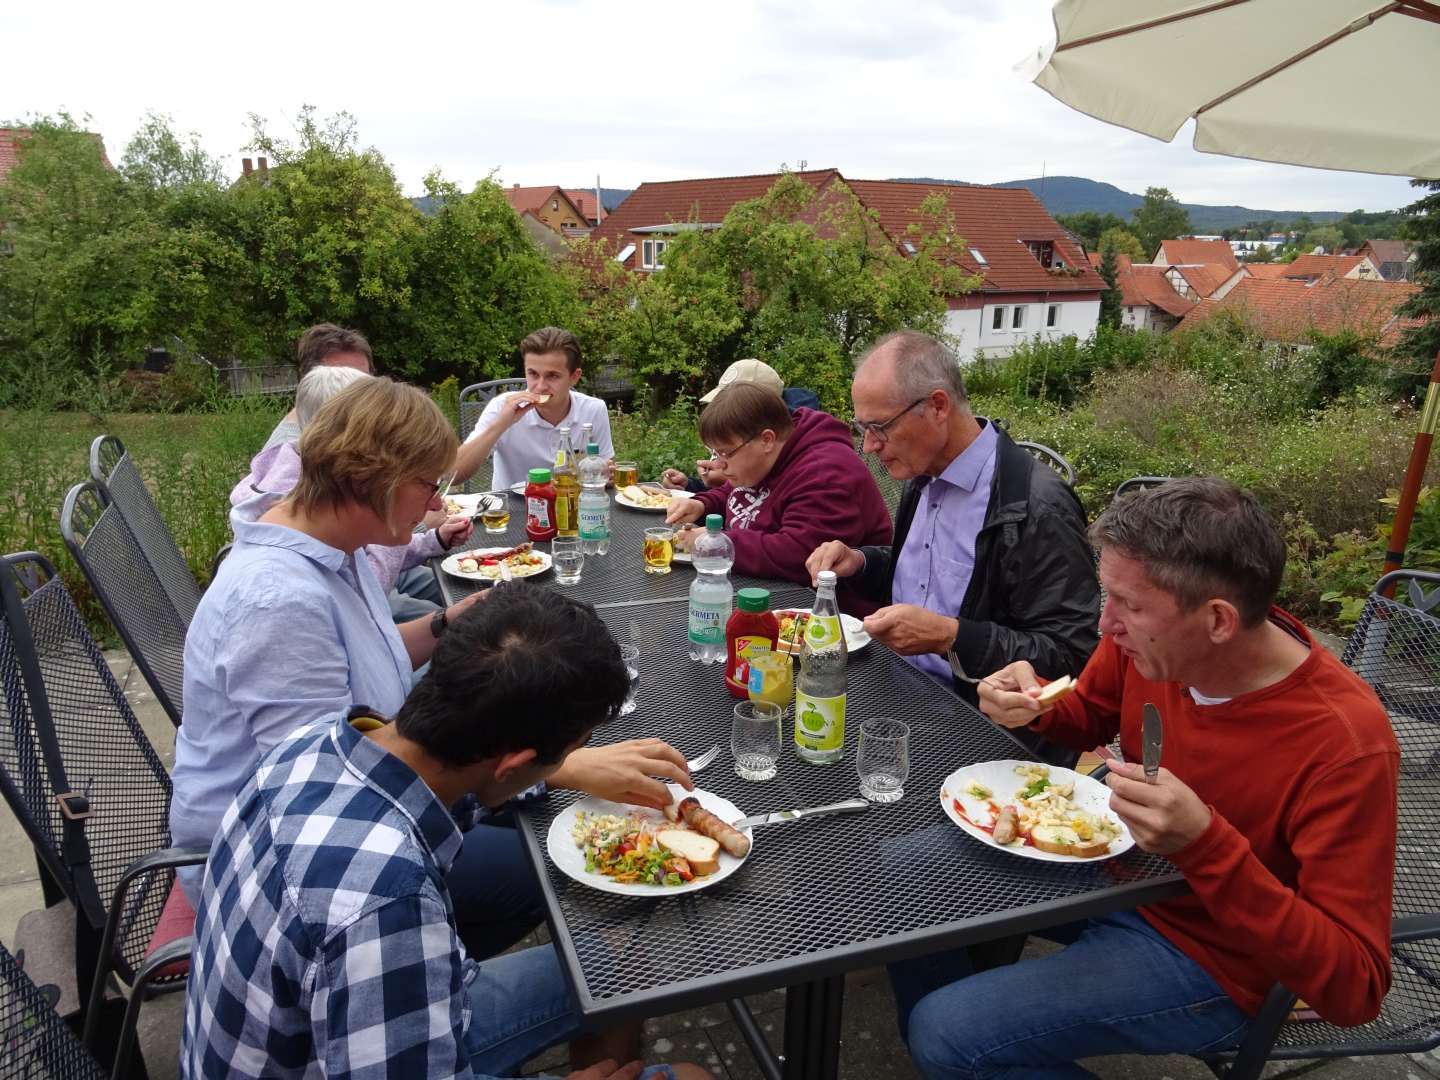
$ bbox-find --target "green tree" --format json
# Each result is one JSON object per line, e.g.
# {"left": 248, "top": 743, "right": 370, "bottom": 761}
{"left": 1302, "top": 226, "right": 1345, "bottom": 254}
{"left": 1391, "top": 180, "right": 1440, "bottom": 400}
{"left": 1097, "top": 247, "right": 1122, "bottom": 330}
{"left": 1097, "top": 227, "right": 1145, "bottom": 263}
{"left": 1130, "top": 187, "right": 1191, "bottom": 259}
{"left": 121, "top": 111, "right": 226, "bottom": 192}
{"left": 1055, "top": 211, "right": 1128, "bottom": 250}
{"left": 1247, "top": 244, "right": 1276, "bottom": 263}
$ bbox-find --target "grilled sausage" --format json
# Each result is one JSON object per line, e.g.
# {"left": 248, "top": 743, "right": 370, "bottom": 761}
{"left": 670, "top": 796, "right": 752, "bottom": 858}
{"left": 992, "top": 805, "right": 1019, "bottom": 846}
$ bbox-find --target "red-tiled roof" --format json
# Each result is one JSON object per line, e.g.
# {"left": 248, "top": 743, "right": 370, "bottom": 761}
{"left": 1156, "top": 238, "right": 1239, "bottom": 272}
{"left": 1122, "top": 265, "right": 1194, "bottom": 317}
{"left": 1171, "top": 263, "right": 1235, "bottom": 299}
{"left": 1087, "top": 250, "right": 1132, "bottom": 272}
{"left": 563, "top": 189, "right": 603, "bottom": 224}
{"left": 0, "top": 127, "right": 112, "bottom": 182}
{"left": 1283, "top": 254, "right": 1371, "bottom": 281}
{"left": 1177, "top": 276, "right": 1420, "bottom": 346}
{"left": 503, "top": 184, "right": 588, "bottom": 224}
{"left": 845, "top": 179, "right": 1105, "bottom": 293}
{"left": 1243, "top": 263, "right": 1290, "bottom": 279}
{"left": 1359, "top": 239, "right": 1412, "bottom": 266}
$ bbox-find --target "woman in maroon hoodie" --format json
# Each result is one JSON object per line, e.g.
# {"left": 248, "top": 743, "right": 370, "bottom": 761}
{"left": 666, "top": 383, "right": 892, "bottom": 614}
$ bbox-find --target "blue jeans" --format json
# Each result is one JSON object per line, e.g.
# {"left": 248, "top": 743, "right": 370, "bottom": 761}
{"left": 894, "top": 909, "right": 1249, "bottom": 1079}
{"left": 449, "top": 820, "right": 546, "bottom": 961}
{"left": 389, "top": 565, "right": 442, "bottom": 623}
{"left": 464, "top": 946, "right": 674, "bottom": 1080}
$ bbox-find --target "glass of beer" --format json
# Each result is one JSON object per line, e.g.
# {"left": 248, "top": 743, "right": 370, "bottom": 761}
{"left": 478, "top": 492, "right": 510, "bottom": 534}
{"left": 747, "top": 651, "right": 794, "bottom": 712}
{"left": 643, "top": 526, "right": 674, "bottom": 574}
{"left": 614, "top": 461, "right": 639, "bottom": 488}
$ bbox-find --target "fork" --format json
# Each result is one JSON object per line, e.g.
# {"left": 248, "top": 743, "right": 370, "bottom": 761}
{"left": 946, "top": 650, "right": 987, "bottom": 686}
{"left": 685, "top": 745, "right": 721, "bottom": 773}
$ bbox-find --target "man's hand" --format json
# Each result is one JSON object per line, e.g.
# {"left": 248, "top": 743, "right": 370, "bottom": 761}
{"left": 550, "top": 739, "right": 694, "bottom": 809}
{"left": 603, "top": 457, "right": 616, "bottom": 482}
{"left": 696, "top": 459, "right": 726, "bottom": 488}
{"left": 861, "top": 604, "right": 958, "bottom": 656}
{"left": 494, "top": 391, "right": 548, "bottom": 430}
{"left": 665, "top": 498, "right": 706, "bottom": 526}
{"left": 437, "top": 514, "right": 473, "bottom": 550}
{"left": 977, "top": 661, "right": 1048, "bottom": 728}
{"left": 661, "top": 468, "right": 691, "bottom": 490}
{"left": 564, "top": 1060, "right": 644, "bottom": 1080}
{"left": 672, "top": 524, "right": 701, "bottom": 552}
{"left": 444, "top": 588, "right": 489, "bottom": 624}
{"left": 1105, "top": 761, "right": 1213, "bottom": 855}
{"left": 805, "top": 540, "right": 864, "bottom": 584}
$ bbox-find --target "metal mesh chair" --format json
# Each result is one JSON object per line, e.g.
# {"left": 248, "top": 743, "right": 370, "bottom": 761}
{"left": 0, "top": 941, "right": 107, "bottom": 1079}
{"left": 61, "top": 482, "right": 185, "bottom": 726}
{"left": 1113, "top": 475, "right": 1172, "bottom": 501}
{"left": 1014, "top": 440, "right": 1076, "bottom": 486}
{"left": 89, "top": 436, "right": 201, "bottom": 626}
{"left": 0, "top": 553, "right": 206, "bottom": 1078}
{"left": 458, "top": 379, "right": 526, "bottom": 493}
{"left": 1204, "top": 568, "right": 1440, "bottom": 1078}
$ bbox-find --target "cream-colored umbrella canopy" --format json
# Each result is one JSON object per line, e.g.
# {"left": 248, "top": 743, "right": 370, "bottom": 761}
{"left": 1019, "top": 0, "right": 1440, "bottom": 178}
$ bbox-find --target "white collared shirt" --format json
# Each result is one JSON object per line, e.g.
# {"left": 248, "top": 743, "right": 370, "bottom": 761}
{"left": 466, "top": 389, "right": 614, "bottom": 489}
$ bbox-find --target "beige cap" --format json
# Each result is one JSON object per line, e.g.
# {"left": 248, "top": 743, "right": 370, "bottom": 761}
{"left": 699, "top": 358, "right": 784, "bottom": 404}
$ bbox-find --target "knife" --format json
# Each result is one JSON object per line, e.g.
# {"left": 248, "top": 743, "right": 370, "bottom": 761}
{"left": 1142, "top": 702, "right": 1164, "bottom": 784}
{"left": 731, "top": 797, "right": 870, "bottom": 830}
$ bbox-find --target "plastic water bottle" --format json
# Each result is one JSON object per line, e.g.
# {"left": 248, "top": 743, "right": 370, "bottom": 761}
{"left": 688, "top": 514, "right": 734, "bottom": 663}
{"left": 795, "top": 570, "right": 848, "bottom": 764}
{"left": 578, "top": 442, "right": 610, "bottom": 555}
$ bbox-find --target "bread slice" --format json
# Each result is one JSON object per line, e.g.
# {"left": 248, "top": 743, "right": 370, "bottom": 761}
{"left": 656, "top": 829, "right": 721, "bottom": 876}
{"left": 535, "top": 394, "right": 551, "bottom": 404}
{"left": 1035, "top": 674, "right": 1076, "bottom": 707}
{"left": 1030, "top": 824, "right": 1110, "bottom": 859}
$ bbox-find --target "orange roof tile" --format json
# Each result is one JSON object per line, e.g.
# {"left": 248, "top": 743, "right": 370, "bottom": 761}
{"left": 1087, "top": 250, "right": 1132, "bottom": 272}
{"left": 563, "top": 188, "right": 604, "bottom": 224}
{"left": 1283, "top": 254, "right": 1370, "bottom": 281}
{"left": 503, "top": 184, "right": 588, "bottom": 223}
{"left": 1243, "top": 263, "right": 1290, "bottom": 279}
{"left": 1177, "top": 276, "right": 1420, "bottom": 346}
{"left": 1156, "top": 238, "right": 1239, "bottom": 272}
{"left": 1170, "top": 263, "right": 1235, "bottom": 299}
{"left": 1122, "top": 265, "right": 1194, "bottom": 317}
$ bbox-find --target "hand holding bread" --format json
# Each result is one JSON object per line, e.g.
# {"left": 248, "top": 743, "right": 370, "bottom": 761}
{"left": 978, "top": 661, "right": 1077, "bottom": 728}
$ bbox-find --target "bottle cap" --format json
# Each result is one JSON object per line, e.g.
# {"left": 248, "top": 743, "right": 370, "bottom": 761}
{"left": 528, "top": 468, "right": 552, "bottom": 483}
{"left": 817, "top": 570, "right": 837, "bottom": 586}
{"left": 587, "top": 443, "right": 600, "bottom": 454}
{"left": 736, "top": 588, "right": 771, "bottom": 613}
{"left": 706, "top": 514, "right": 723, "bottom": 532}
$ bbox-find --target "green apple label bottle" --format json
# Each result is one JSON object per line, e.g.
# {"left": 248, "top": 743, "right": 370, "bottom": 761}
{"left": 795, "top": 570, "right": 847, "bottom": 763}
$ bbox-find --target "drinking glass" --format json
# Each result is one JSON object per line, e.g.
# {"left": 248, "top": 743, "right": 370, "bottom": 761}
{"left": 747, "top": 651, "right": 794, "bottom": 712}
{"left": 643, "top": 526, "right": 674, "bottom": 575}
{"left": 552, "top": 537, "right": 583, "bottom": 584}
{"left": 478, "top": 492, "right": 511, "bottom": 533}
{"left": 614, "top": 461, "right": 639, "bottom": 488}
{"left": 856, "top": 718, "right": 910, "bottom": 802}
{"left": 618, "top": 643, "right": 639, "bottom": 716}
{"left": 732, "top": 700, "right": 782, "bottom": 781}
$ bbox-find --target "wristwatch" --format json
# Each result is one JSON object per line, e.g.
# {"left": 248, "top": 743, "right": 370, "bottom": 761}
{"left": 430, "top": 610, "right": 448, "bottom": 639}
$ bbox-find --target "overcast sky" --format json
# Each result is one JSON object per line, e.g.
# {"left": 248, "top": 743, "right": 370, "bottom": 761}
{"left": 5, "top": 0, "right": 1420, "bottom": 213}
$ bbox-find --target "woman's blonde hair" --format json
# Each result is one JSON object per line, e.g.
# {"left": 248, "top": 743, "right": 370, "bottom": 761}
{"left": 289, "top": 377, "right": 458, "bottom": 525}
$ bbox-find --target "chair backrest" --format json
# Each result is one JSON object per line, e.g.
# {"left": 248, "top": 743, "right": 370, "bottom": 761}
{"left": 61, "top": 482, "right": 185, "bottom": 726}
{"left": 0, "top": 941, "right": 106, "bottom": 1079}
{"left": 0, "top": 553, "right": 176, "bottom": 986}
{"left": 208, "top": 542, "right": 232, "bottom": 584}
{"left": 457, "top": 379, "right": 526, "bottom": 494}
{"left": 852, "top": 433, "right": 905, "bottom": 517}
{"left": 88, "top": 436, "right": 201, "bottom": 626}
{"left": 1113, "top": 475, "right": 1172, "bottom": 501}
{"left": 1013, "top": 441, "right": 1076, "bottom": 486}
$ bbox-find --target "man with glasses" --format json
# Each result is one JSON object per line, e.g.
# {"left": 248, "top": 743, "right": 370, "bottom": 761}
{"left": 806, "top": 331, "right": 1099, "bottom": 747}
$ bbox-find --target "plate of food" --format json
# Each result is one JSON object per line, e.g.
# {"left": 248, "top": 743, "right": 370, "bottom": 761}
{"left": 939, "top": 760, "right": 1133, "bottom": 862}
{"left": 547, "top": 786, "right": 753, "bottom": 896}
{"left": 774, "top": 609, "right": 870, "bottom": 655}
{"left": 510, "top": 481, "right": 528, "bottom": 496}
{"left": 615, "top": 484, "right": 687, "bottom": 512}
{"left": 439, "top": 543, "right": 551, "bottom": 581}
{"left": 442, "top": 492, "right": 506, "bottom": 516}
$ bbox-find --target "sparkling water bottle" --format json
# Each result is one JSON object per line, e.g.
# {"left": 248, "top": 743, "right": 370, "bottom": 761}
{"left": 688, "top": 514, "right": 734, "bottom": 663}
{"left": 578, "top": 442, "right": 610, "bottom": 555}
{"left": 795, "top": 570, "right": 848, "bottom": 764}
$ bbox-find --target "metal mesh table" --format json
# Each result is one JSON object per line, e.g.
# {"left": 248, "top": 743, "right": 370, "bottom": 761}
{"left": 515, "top": 600, "right": 1185, "bottom": 1077}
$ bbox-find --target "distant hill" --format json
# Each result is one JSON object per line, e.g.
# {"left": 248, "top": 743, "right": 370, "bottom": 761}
{"left": 895, "top": 175, "right": 1347, "bottom": 232}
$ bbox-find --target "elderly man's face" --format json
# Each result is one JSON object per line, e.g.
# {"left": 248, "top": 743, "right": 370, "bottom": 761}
{"left": 851, "top": 357, "right": 943, "bottom": 481}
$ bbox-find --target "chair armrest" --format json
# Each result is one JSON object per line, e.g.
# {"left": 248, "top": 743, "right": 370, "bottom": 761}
{"left": 1394, "top": 913, "right": 1440, "bottom": 944}
{"left": 1211, "top": 982, "right": 1298, "bottom": 1080}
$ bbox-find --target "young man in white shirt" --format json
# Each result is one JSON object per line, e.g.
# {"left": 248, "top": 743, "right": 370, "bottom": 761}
{"left": 454, "top": 327, "right": 615, "bottom": 488}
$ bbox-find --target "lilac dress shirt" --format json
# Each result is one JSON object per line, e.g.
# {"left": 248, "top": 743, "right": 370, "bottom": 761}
{"left": 890, "top": 421, "right": 999, "bottom": 682}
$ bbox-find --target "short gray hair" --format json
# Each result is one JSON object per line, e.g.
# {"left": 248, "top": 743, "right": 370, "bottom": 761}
{"left": 296, "top": 366, "right": 371, "bottom": 429}
{"left": 857, "top": 331, "right": 970, "bottom": 412}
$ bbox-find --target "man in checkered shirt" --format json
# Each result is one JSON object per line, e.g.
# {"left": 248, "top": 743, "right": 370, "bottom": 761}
{"left": 181, "top": 586, "right": 703, "bottom": 1080}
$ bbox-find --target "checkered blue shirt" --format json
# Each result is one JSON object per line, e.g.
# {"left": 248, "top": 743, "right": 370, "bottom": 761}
{"left": 181, "top": 712, "right": 510, "bottom": 1079}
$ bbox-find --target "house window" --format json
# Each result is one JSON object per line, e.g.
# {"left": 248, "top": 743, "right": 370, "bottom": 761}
{"left": 642, "top": 238, "right": 668, "bottom": 270}
{"left": 1012, "top": 306, "right": 1026, "bottom": 330}
{"left": 551, "top": 200, "right": 559, "bottom": 210}
{"left": 1026, "top": 240, "right": 1055, "bottom": 268}
{"left": 992, "top": 306, "right": 1006, "bottom": 331}
{"left": 1047, "top": 304, "right": 1059, "bottom": 328}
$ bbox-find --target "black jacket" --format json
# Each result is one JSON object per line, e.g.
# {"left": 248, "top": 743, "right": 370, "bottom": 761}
{"left": 852, "top": 423, "right": 1100, "bottom": 761}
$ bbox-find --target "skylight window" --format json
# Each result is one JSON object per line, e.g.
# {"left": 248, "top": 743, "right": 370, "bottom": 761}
{"left": 902, "top": 241, "right": 917, "bottom": 255}
{"left": 970, "top": 247, "right": 987, "bottom": 265}
{"left": 615, "top": 243, "right": 636, "bottom": 263}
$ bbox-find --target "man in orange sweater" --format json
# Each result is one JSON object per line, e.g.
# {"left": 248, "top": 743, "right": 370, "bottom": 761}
{"left": 899, "top": 476, "right": 1397, "bottom": 1078}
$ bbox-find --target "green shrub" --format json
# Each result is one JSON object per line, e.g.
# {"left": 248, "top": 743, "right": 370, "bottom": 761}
{"left": 608, "top": 393, "right": 707, "bottom": 483}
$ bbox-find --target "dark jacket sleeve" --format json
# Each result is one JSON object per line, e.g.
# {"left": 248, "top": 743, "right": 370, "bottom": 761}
{"left": 949, "top": 492, "right": 1100, "bottom": 681}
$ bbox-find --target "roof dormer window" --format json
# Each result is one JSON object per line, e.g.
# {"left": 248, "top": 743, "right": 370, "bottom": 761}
{"left": 1026, "top": 240, "right": 1055, "bottom": 268}
{"left": 970, "top": 247, "right": 987, "bottom": 266}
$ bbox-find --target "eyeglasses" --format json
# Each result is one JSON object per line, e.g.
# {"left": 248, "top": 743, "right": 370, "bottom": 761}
{"left": 419, "top": 473, "right": 455, "bottom": 499}
{"left": 851, "top": 397, "right": 928, "bottom": 444}
{"left": 705, "top": 434, "right": 758, "bottom": 462}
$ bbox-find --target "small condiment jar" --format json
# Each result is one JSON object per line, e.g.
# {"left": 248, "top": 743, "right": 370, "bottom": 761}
{"left": 725, "top": 587, "right": 780, "bottom": 698}
{"left": 525, "top": 467, "right": 558, "bottom": 541}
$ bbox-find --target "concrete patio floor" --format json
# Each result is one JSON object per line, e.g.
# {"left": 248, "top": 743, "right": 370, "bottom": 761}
{"left": 2, "top": 646, "right": 1434, "bottom": 1080}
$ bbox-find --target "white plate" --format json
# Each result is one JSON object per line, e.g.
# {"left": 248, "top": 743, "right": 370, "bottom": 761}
{"left": 939, "top": 760, "right": 1135, "bottom": 863}
{"left": 442, "top": 492, "right": 498, "bottom": 515}
{"left": 615, "top": 485, "right": 688, "bottom": 512}
{"left": 439, "top": 547, "right": 552, "bottom": 581}
{"left": 546, "top": 786, "right": 752, "bottom": 897}
{"left": 774, "top": 609, "right": 870, "bottom": 654}
{"left": 510, "top": 481, "right": 528, "bottom": 495}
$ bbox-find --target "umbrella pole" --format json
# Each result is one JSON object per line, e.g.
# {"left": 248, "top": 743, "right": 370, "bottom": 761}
{"left": 1383, "top": 350, "right": 1440, "bottom": 596}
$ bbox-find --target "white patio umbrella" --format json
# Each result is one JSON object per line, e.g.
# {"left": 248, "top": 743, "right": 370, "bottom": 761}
{"left": 1018, "top": 0, "right": 1440, "bottom": 179}
{"left": 1020, "top": 0, "right": 1439, "bottom": 584}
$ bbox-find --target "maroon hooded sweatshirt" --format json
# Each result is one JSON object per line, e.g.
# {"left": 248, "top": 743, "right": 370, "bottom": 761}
{"left": 693, "top": 408, "right": 892, "bottom": 615}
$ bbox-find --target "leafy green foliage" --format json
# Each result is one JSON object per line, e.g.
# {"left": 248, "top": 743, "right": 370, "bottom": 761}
{"left": 1393, "top": 180, "right": 1440, "bottom": 400}
{"left": 1129, "top": 187, "right": 1191, "bottom": 260}
{"left": 1097, "top": 227, "right": 1145, "bottom": 262}
{"left": 1097, "top": 249, "right": 1122, "bottom": 331}
{"left": 608, "top": 394, "right": 708, "bottom": 483}
{"left": 1055, "top": 211, "right": 1128, "bottom": 250}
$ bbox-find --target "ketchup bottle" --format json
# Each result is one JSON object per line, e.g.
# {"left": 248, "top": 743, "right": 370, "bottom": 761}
{"left": 725, "top": 588, "right": 780, "bottom": 697}
{"left": 525, "top": 467, "right": 557, "bottom": 541}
